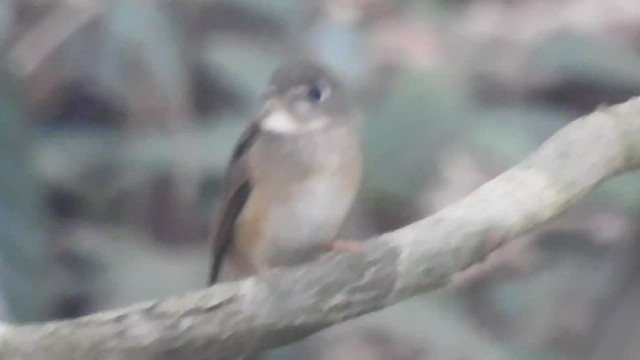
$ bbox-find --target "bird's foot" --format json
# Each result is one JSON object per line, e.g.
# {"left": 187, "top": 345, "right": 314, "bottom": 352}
{"left": 327, "top": 239, "right": 365, "bottom": 252}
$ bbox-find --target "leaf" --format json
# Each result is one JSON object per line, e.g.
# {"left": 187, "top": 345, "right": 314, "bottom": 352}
{"left": 531, "top": 32, "right": 640, "bottom": 85}
{"left": 363, "top": 68, "right": 472, "bottom": 199}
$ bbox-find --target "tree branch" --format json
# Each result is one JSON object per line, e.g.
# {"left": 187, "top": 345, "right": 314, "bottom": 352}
{"left": 7, "top": 0, "right": 103, "bottom": 78}
{"left": 1, "top": 97, "right": 640, "bottom": 360}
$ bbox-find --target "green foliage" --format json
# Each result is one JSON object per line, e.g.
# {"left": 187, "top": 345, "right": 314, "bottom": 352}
{"left": 0, "top": 70, "right": 53, "bottom": 322}
{"left": 532, "top": 32, "right": 640, "bottom": 85}
{"left": 102, "top": 0, "right": 187, "bottom": 95}
{"left": 363, "top": 69, "right": 471, "bottom": 199}
{"left": 35, "top": 120, "right": 247, "bottom": 207}
{"left": 467, "top": 104, "right": 573, "bottom": 164}
{"left": 203, "top": 43, "right": 281, "bottom": 105}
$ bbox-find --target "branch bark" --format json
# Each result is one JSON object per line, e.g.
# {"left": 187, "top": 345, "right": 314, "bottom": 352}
{"left": 1, "top": 97, "right": 640, "bottom": 360}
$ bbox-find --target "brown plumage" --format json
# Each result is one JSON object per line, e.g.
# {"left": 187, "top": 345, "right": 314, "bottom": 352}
{"left": 208, "top": 60, "right": 362, "bottom": 284}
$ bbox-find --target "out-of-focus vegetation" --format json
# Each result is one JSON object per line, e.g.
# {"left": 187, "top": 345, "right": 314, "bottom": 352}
{"left": 1, "top": 0, "right": 640, "bottom": 359}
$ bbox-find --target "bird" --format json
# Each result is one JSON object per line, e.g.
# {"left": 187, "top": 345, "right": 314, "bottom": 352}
{"left": 208, "top": 59, "right": 363, "bottom": 285}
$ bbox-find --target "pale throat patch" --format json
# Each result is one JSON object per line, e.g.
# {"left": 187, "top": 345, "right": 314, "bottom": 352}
{"left": 260, "top": 109, "right": 328, "bottom": 134}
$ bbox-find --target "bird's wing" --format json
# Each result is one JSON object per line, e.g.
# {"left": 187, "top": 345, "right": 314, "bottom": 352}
{"left": 208, "top": 122, "right": 259, "bottom": 284}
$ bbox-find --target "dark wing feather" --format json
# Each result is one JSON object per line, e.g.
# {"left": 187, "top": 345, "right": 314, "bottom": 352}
{"left": 208, "top": 122, "right": 259, "bottom": 285}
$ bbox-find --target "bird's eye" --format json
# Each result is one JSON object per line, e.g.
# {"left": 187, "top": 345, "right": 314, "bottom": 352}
{"left": 306, "top": 83, "right": 330, "bottom": 103}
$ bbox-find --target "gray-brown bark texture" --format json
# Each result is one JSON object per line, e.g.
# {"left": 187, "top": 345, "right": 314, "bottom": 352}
{"left": 1, "top": 97, "right": 640, "bottom": 360}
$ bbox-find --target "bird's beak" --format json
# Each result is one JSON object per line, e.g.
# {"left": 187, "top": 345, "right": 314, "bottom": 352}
{"left": 261, "top": 97, "right": 285, "bottom": 114}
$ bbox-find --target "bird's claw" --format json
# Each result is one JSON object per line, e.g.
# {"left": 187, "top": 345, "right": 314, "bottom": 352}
{"left": 327, "top": 239, "right": 364, "bottom": 252}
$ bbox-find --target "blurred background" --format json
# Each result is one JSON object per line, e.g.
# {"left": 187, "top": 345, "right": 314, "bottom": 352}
{"left": 1, "top": 0, "right": 640, "bottom": 359}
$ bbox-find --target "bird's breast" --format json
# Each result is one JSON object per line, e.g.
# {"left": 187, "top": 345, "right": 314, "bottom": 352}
{"left": 238, "top": 126, "right": 361, "bottom": 268}
{"left": 262, "top": 173, "right": 356, "bottom": 267}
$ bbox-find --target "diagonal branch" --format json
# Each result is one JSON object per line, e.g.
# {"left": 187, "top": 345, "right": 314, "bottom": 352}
{"left": 1, "top": 97, "right": 640, "bottom": 360}
{"left": 7, "top": 1, "right": 103, "bottom": 78}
